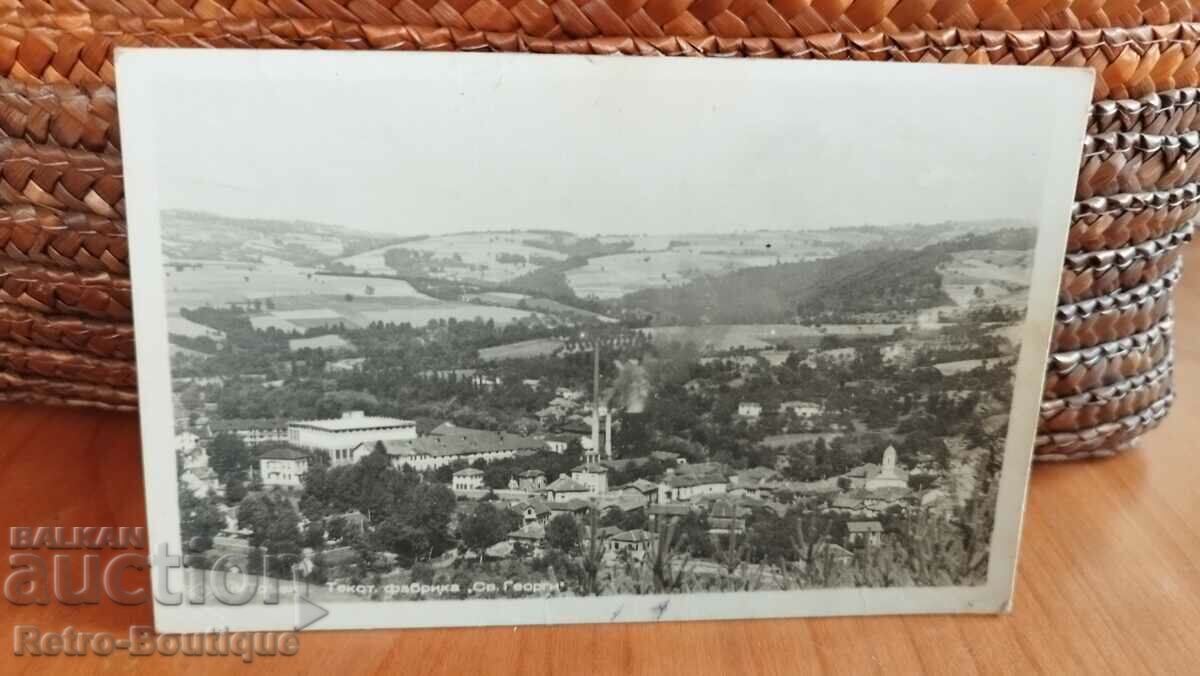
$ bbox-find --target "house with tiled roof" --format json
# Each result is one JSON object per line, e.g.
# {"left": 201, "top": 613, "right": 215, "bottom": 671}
{"left": 732, "top": 467, "right": 780, "bottom": 486}
{"left": 605, "top": 529, "right": 655, "bottom": 560}
{"left": 509, "top": 469, "right": 547, "bottom": 491}
{"left": 647, "top": 503, "right": 692, "bottom": 529}
{"left": 847, "top": 520, "right": 884, "bottom": 547}
{"left": 452, "top": 467, "right": 485, "bottom": 492}
{"left": 257, "top": 445, "right": 310, "bottom": 488}
{"left": 364, "top": 423, "right": 546, "bottom": 471}
{"left": 570, "top": 463, "right": 609, "bottom": 496}
{"left": 593, "top": 525, "right": 622, "bottom": 542}
{"left": 616, "top": 478, "right": 660, "bottom": 504}
{"left": 545, "top": 476, "right": 592, "bottom": 503}
{"left": 649, "top": 451, "right": 685, "bottom": 465}
{"left": 506, "top": 523, "right": 546, "bottom": 557}
{"left": 514, "top": 499, "right": 552, "bottom": 527}
{"left": 548, "top": 498, "right": 592, "bottom": 518}
{"left": 599, "top": 493, "right": 649, "bottom": 515}
{"left": 657, "top": 469, "right": 728, "bottom": 504}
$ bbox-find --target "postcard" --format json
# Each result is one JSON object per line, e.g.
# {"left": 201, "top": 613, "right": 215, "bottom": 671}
{"left": 117, "top": 49, "right": 1093, "bottom": 632}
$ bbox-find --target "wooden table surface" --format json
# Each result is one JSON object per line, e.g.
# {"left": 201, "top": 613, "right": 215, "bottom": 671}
{"left": 1, "top": 251, "right": 1198, "bottom": 675}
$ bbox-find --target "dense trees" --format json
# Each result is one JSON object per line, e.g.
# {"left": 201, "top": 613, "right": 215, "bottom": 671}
{"left": 545, "top": 514, "right": 580, "bottom": 554}
{"left": 372, "top": 486, "right": 458, "bottom": 566}
{"left": 236, "top": 492, "right": 302, "bottom": 576}
{"left": 459, "top": 503, "right": 519, "bottom": 560}
{"left": 178, "top": 485, "right": 225, "bottom": 555}
{"left": 299, "top": 448, "right": 458, "bottom": 565}
{"left": 208, "top": 432, "right": 252, "bottom": 483}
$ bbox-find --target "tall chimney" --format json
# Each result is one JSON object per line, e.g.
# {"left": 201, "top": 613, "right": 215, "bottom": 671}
{"left": 605, "top": 409, "right": 612, "bottom": 459}
{"left": 590, "top": 342, "right": 600, "bottom": 462}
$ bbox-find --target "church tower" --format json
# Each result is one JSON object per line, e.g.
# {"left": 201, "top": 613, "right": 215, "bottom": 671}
{"left": 866, "top": 444, "right": 907, "bottom": 491}
{"left": 881, "top": 445, "right": 897, "bottom": 474}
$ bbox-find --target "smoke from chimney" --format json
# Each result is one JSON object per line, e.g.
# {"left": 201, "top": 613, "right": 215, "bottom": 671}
{"left": 610, "top": 359, "right": 650, "bottom": 413}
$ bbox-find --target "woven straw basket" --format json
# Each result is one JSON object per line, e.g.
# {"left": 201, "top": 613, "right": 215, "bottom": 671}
{"left": 0, "top": 1, "right": 1194, "bottom": 461}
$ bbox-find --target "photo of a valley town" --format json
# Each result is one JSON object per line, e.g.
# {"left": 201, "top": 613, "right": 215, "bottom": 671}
{"left": 167, "top": 210, "right": 1033, "bottom": 601}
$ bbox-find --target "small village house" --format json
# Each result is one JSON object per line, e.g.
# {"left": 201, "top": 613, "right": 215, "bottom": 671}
{"left": 258, "top": 446, "right": 310, "bottom": 488}
{"left": 847, "top": 521, "right": 884, "bottom": 547}
{"left": 507, "top": 523, "right": 546, "bottom": 557}
{"left": 571, "top": 463, "right": 609, "bottom": 495}
{"left": 452, "top": 467, "right": 485, "bottom": 492}
{"left": 544, "top": 476, "right": 592, "bottom": 503}
{"left": 605, "top": 529, "right": 655, "bottom": 561}
{"left": 509, "top": 469, "right": 547, "bottom": 491}
{"left": 737, "top": 402, "right": 762, "bottom": 419}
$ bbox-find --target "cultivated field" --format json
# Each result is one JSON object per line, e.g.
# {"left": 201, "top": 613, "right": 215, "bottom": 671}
{"left": 478, "top": 338, "right": 565, "bottom": 361}
{"left": 164, "top": 261, "right": 430, "bottom": 311}
{"left": 938, "top": 250, "right": 1031, "bottom": 307}
{"left": 932, "top": 356, "right": 1015, "bottom": 376}
{"left": 639, "top": 324, "right": 938, "bottom": 353}
{"left": 565, "top": 232, "right": 835, "bottom": 299}
{"left": 334, "top": 233, "right": 568, "bottom": 282}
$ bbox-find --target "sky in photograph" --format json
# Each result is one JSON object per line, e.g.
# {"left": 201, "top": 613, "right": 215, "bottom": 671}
{"left": 145, "top": 53, "right": 1086, "bottom": 237}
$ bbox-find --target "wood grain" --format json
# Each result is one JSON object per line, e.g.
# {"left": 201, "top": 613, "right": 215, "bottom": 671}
{"left": 0, "top": 250, "right": 1197, "bottom": 675}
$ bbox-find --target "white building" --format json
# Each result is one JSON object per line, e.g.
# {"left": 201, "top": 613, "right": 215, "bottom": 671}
{"left": 657, "top": 471, "right": 728, "bottom": 503}
{"left": 289, "top": 411, "right": 417, "bottom": 465}
{"left": 370, "top": 423, "right": 545, "bottom": 472}
{"left": 737, "top": 402, "right": 762, "bottom": 419}
{"left": 847, "top": 520, "right": 884, "bottom": 547}
{"left": 780, "top": 401, "right": 823, "bottom": 418}
{"left": 180, "top": 467, "right": 222, "bottom": 498}
{"left": 174, "top": 431, "right": 200, "bottom": 455}
{"left": 258, "top": 446, "right": 310, "bottom": 488}
{"left": 605, "top": 529, "right": 654, "bottom": 560}
{"left": 452, "top": 468, "right": 485, "bottom": 492}
{"left": 542, "top": 434, "right": 574, "bottom": 454}
{"left": 209, "top": 418, "right": 289, "bottom": 446}
{"left": 571, "top": 463, "right": 609, "bottom": 496}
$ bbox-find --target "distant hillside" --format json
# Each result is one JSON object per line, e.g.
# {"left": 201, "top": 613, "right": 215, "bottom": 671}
{"left": 619, "top": 229, "right": 1034, "bottom": 325}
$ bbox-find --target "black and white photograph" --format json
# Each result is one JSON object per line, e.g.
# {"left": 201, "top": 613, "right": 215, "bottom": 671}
{"left": 119, "top": 50, "right": 1092, "bottom": 631}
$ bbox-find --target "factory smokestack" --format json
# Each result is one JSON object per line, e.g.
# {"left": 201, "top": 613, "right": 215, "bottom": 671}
{"left": 605, "top": 409, "right": 612, "bottom": 459}
{"left": 591, "top": 344, "right": 600, "bottom": 463}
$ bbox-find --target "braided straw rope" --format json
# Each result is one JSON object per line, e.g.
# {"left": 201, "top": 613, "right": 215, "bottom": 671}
{"left": 0, "top": 390, "right": 134, "bottom": 409}
{"left": 1041, "top": 360, "right": 1171, "bottom": 427}
{"left": 1064, "top": 219, "right": 1194, "bottom": 269}
{"left": 0, "top": 260, "right": 131, "bottom": 319}
{"left": 0, "top": 203, "right": 126, "bottom": 272}
{"left": 0, "top": 139, "right": 123, "bottom": 217}
{"left": 1, "top": 0, "right": 1197, "bottom": 38}
{"left": 0, "top": 336, "right": 134, "bottom": 385}
{"left": 1090, "top": 88, "right": 1200, "bottom": 134}
{"left": 0, "top": 369, "right": 136, "bottom": 407}
{"left": 1070, "top": 183, "right": 1199, "bottom": 251}
{"left": 1045, "top": 316, "right": 1173, "bottom": 396}
{"left": 1035, "top": 389, "right": 1174, "bottom": 457}
{"left": 1053, "top": 264, "right": 1177, "bottom": 350}
{"left": 0, "top": 79, "right": 118, "bottom": 153}
{"left": 1077, "top": 131, "right": 1200, "bottom": 198}
{"left": 2, "top": 17, "right": 1200, "bottom": 100}
{"left": 0, "top": 303, "right": 133, "bottom": 357}
{"left": 1059, "top": 238, "right": 1187, "bottom": 302}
